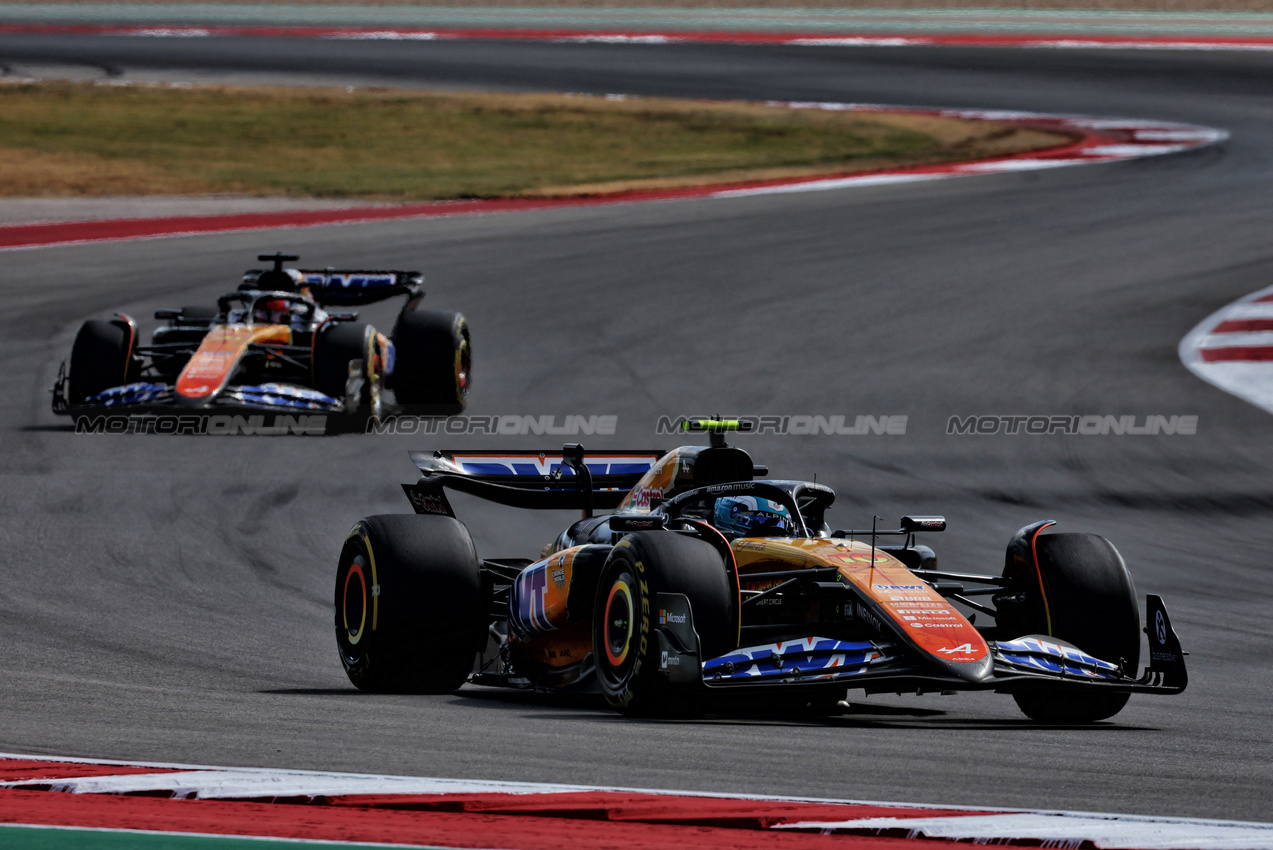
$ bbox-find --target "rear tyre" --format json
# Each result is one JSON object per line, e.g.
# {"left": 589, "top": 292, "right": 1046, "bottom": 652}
{"left": 69, "top": 319, "right": 137, "bottom": 404}
{"left": 592, "top": 531, "right": 734, "bottom": 717}
{"left": 314, "top": 322, "right": 375, "bottom": 408}
{"left": 392, "top": 310, "right": 470, "bottom": 414}
{"left": 335, "top": 514, "right": 483, "bottom": 693}
{"left": 1001, "top": 532, "right": 1140, "bottom": 723}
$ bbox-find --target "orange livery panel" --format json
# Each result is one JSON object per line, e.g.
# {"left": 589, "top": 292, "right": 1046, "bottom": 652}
{"left": 175, "top": 324, "right": 291, "bottom": 402}
{"left": 507, "top": 544, "right": 609, "bottom": 674}
{"left": 733, "top": 537, "right": 990, "bottom": 673}
{"left": 174, "top": 325, "right": 291, "bottom": 404}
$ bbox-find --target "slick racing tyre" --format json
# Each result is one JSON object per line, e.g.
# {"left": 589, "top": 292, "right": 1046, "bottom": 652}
{"left": 1001, "top": 532, "right": 1140, "bottom": 723}
{"left": 69, "top": 318, "right": 138, "bottom": 404}
{"left": 335, "top": 514, "right": 483, "bottom": 693}
{"left": 592, "top": 531, "right": 734, "bottom": 717}
{"left": 391, "top": 310, "right": 470, "bottom": 414}
{"left": 314, "top": 322, "right": 376, "bottom": 410}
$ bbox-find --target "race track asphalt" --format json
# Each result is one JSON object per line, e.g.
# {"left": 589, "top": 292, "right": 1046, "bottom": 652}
{"left": 1, "top": 35, "right": 1271, "bottom": 822}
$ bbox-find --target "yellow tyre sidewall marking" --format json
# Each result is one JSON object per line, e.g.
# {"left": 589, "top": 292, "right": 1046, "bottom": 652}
{"left": 604, "top": 579, "right": 634, "bottom": 667}
{"left": 343, "top": 559, "right": 368, "bottom": 645}
{"left": 346, "top": 523, "right": 379, "bottom": 632}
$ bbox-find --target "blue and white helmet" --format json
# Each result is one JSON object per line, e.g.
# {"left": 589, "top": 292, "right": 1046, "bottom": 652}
{"left": 714, "top": 495, "right": 793, "bottom": 537}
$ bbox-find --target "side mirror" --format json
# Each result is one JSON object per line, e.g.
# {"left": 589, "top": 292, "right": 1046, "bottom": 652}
{"left": 901, "top": 515, "right": 946, "bottom": 533}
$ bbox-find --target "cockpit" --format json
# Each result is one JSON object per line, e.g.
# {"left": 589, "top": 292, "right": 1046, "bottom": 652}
{"left": 660, "top": 480, "right": 836, "bottom": 540}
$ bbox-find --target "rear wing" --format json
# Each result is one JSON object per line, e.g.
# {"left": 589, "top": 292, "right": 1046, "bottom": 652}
{"left": 403, "top": 445, "right": 664, "bottom": 516}
{"left": 240, "top": 268, "right": 424, "bottom": 306}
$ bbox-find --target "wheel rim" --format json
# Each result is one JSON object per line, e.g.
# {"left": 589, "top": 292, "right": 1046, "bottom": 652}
{"left": 342, "top": 556, "right": 369, "bottom": 645}
{"left": 603, "top": 577, "right": 635, "bottom": 672}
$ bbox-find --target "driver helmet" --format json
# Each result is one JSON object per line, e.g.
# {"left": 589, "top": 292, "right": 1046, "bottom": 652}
{"left": 714, "top": 495, "right": 793, "bottom": 538}
{"left": 254, "top": 298, "right": 293, "bottom": 325}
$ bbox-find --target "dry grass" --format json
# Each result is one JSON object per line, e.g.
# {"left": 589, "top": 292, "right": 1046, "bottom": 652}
{"left": 0, "top": 82, "right": 1073, "bottom": 201}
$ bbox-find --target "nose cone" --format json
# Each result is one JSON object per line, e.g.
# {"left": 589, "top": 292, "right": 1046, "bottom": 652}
{"left": 175, "top": 361, "right": 221, "bottom": 404}
{"left": 175, "top": 330, "right": 241, "bottom": 403}
{"left": 927, "top": 650, "right": 994, "bottom": 684}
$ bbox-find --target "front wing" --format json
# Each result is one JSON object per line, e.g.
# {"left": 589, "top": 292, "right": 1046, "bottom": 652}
{"left": 53, "top": 373, "right": 346, "bottom": 415}
{"left": 656, "top": 592, "right": 1187, "bottom": 698}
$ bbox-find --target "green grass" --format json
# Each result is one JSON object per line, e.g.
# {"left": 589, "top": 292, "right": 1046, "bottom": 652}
{"left": 0, "top": 82, "right": 1067, "bottom": 200}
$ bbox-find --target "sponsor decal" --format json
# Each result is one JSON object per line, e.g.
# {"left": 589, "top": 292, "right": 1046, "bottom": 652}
{"left": 442, "top": 452, "right": 654, "bottom": 478}
{"left": 853, "top": 602, "right": 883, "bottom": 633}
{"left": 704, "top": 636, "right": 883, "bottom": 682}
{"left": 508, "top": 564, "right": 555, "bottom": 640}
{"left": 734, "top": 540, "right": 769, "bottom": 551}
{"left": 627, "top": 487, "right": 666, "bottom": 510}
{"left": 183, "top": 356, "right": 233, "bottom": 382}
{"left": 873, "top": 583, "right": 925, "bottom": 591}
{"left": 938, "top": 643, "right": 977, "bottom": 654}
{"left": 407, "top": 491, "right": 450, "bottom": 516}
{"left": 1155, "top": 610, "right": 1168, "bottom": 644}
{"left": 658, "top": 609, "right": 688, "bottom": 625}
{"left": 705, "top": 482, "right": 754, "bottom": 494}
{"left": 305, "top": 272, "right": 398, "bottom": 290}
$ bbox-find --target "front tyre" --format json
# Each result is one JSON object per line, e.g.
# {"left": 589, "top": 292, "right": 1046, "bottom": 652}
{"left": 335, "top": 514, "right": 482, "bottom": 693}
{"left": 1001, "top": 531, "right": 1140, "bottom": 723}
{"left": 592, "top": 531, "right": 734, "bottom": 717}
{"left": 69, "top": 319, "right": 138, "bottom": 404}
{"left": 391, "top": 310, "right": 470, "bottom": 414}
{"left": 314, "top": 322, "right": 377, "bottom": 410}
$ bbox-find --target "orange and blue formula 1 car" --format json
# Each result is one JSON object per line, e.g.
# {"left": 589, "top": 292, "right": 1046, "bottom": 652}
{"left": 334, "top": 420, "right": 1187, "bottom": 722}
{"left": 51, "top": 253, "right": 471, "bottom": 422}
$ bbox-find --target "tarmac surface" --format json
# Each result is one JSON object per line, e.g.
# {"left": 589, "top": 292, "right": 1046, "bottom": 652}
{"left": 0, "top": 32, "right": 1271, "bottom": 821}
{"left": 4, "top": 4, "right": 1273, "bottom": 36}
